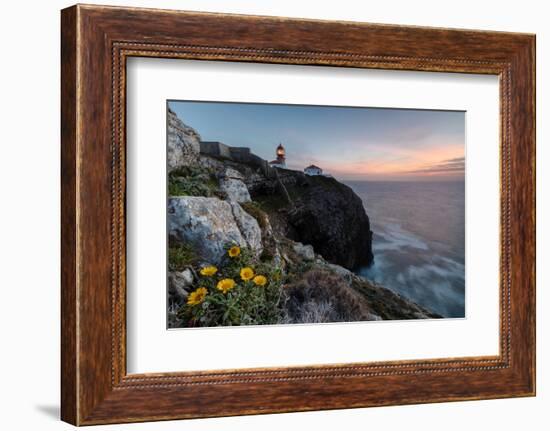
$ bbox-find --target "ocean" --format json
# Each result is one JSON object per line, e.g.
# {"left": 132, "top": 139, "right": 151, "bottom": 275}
{"left": 345, "top": 181, "right": 465, "bottom": 318}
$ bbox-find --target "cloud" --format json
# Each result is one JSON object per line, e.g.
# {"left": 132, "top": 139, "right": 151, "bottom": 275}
{"left": 401, "top": 157, "right": 465, "bottom": 176}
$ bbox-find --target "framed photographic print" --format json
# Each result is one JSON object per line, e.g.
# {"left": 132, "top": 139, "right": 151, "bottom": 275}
{"left": 61, "top": 4, "right": 535, "bottom": 425}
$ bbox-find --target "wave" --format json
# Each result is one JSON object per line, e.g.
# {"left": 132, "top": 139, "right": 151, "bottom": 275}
{"left": 347, "top": 181, "right": 465, "bottom": 318}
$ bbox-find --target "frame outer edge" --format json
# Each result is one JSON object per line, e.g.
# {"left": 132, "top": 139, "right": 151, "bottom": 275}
{"left": 61, "top": 4, "right": 536, "bottom": 425}
{"left": 526, "top": 35, "right": 536, "bottom": 396}
{"left": 504, "top": 35, "right": 536, "bottom": 396}
{"left": 61, "top": 5, "right": 80, "bottom": 426}
{"left": 531, "top": 34, "right": 536, "bottom": 396}
{"left": 522, "top": 34, "right": 536, "bottom": 395}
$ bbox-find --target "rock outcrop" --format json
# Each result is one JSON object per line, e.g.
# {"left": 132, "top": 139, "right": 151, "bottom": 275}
{"left": 168, "top": 269, "right": 194, "bottom": 301}
{"left": 286, "top": 175, "right": 373, "bottom": 270}
{"left": 167, "top": 108, "right": 201, "bottom": 172}
{"left": 219, "top": 167, "right": 251, "bottom": 203}
{"left": 166, "top": 112, "right": 440, "bottom": 327}
{"left": 282, "top": 269, "right": 380, "bottom": 324}
{"left": 292, "top": 242, "right": 315, "bottom": 262}
{"left": 279, "top": 238, "right": 440, "bottom": 321}
{"left": 321, "top": 261, "right": 438, "bottom": 319}
{"left": 167, "top": 110, "right": 372, "bottom": 270}
{"left": 250, "top": 171, "right": 373, "bottom": 270}
{"left": 168, "top": 196, "right": 262, "bottom": 264}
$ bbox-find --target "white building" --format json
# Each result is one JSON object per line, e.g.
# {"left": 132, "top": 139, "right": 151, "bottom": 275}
{"left": 304, "top": 164, "right": 323, "bottom": 176}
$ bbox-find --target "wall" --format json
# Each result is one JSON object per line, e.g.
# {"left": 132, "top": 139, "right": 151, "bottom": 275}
{"left": 0, "top": 0, "right": 547, "bottom": 430}
{"left": 229, "top": 147, "right": 252, "bottom": 163}
{"left": 200, "top": 141, "right": 232, "bottom": 159}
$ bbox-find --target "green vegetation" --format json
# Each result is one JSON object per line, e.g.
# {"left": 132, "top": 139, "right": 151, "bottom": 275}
{"left": 168, "top": 242, "right": 198, "bottom": 271}
{"left": 254, "top": 193, "right": 288, "bottom": 212}
{"left": 175, "top": 240, "right": 374, "bottom": 327}
{"left": 173, "top": 239, "right": 425, "bottom": 326}
{"left": 168, "top": 166, "right": 221, "bottom": 197}
{"left": 240, "top": 201, "right": 268, "bottom": 228}
{"left": 253, "top": 180, "right": 316, "bottom": 212}
{"left": 308, "top": 175, "right": 340, "bottom": 190}
{"left": 178, "top": 245, "right": 284, "bottom": 327}
{"left": 282, "top": 269, "right": 373, "bottom": 324}
{"left": 240, "top": 201, "right": 280, "bottom": 262}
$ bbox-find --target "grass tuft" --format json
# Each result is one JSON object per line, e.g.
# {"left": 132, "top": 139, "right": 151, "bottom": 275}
{"left": 168, "top": 166, "right": 221, "bottom": 197}
{"left": 168, "top": 242, "right": 198, "bottom": 271}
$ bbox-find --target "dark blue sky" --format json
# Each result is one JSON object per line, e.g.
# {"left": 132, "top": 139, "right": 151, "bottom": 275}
{"left": 168, "top": 100, "right": 465, "bottom": 181}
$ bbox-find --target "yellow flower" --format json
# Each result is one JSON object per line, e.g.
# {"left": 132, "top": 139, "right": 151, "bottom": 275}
{"left": 240, "top": 267, "right": 255, "bottom": 281}
{"left": 217, "top": 278, "right": 236, "bottom": 294}
{"left": 187, "top": 287, "right": 208, "bottom": 306}
{"left": 200, "top": 265, "right": 217, "bottom": 276}
{"left": 228, "top": 245, "right": 241, "bottom": 258}
{"left": 253, "top": 275, "right": 267, "bottom": 286}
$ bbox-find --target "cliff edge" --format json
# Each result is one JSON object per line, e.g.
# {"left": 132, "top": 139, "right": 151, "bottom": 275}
{"left": 249, "top": 170, "right": 374, "bottom": 270}
{"left": 166, "top": 111, "right": 440, "bottom": 327}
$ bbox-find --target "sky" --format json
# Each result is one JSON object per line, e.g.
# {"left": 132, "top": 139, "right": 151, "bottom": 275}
{"left": 168, "top": 100, "right": 465, "bottom": 181}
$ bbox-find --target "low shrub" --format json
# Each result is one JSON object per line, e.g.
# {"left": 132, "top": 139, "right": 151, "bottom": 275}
{"left": 174, "top": 244, "right": 378, "bottom": 327}
{"left": 178, "top": 245, "right": 284, "bottom": 327}
{"left": 168, "top": 242, "right": 197, "bottom": 271}
{"left": 168, "top": 166, "right": 221, "bottom": 197}
{"left": 282, "top": 269, "right": 373, "bottom": 324}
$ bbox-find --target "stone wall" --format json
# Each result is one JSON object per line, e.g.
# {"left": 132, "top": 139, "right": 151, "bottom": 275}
{"left": 200, "top": 141, "right": 232, "bottom": 159}
{"left": 199, "top": 140, "right": 280, "bottom": 179}
{"left": 228, "top": 147, "right": 251, "bottom": 162}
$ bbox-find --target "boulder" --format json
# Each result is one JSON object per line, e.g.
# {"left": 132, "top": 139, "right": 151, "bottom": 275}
{"left": 228, "top": 201, "right": 263, "bottom": 253}
{"left": 167, "top": 108, "right": 201, "bottom": 172}
{"left": 168, "top": 269, "right": 194, "bottom": 301}
{"left": 324, "top": 262, "right": 354, "bottom": 284}
{"left": 292, "top": 242, "right": 315, "bottom": 261}
{"left": 168, "top": 196, "right": 262, "bottom": 264}
{"left": 198, "top": 154, "right": 225, "bottom": 172}
{"left": 220, "top": 168, "right": 251, "bottom": 203}
{"left": 223, "top": 167, "right": 244, "bottom": 180}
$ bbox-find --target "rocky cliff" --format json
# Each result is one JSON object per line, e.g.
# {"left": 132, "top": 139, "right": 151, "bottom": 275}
{"left": 168, "top": 196, "right": 263, "bottom": 265}
{"left": 167, "top": 108, "right": 201, "bottom": 172}
{"left": 166, "top": 111, "right": 440, "bottom": 327}
{"left": 249, "top": 171, "right": 373, "bottom": 270}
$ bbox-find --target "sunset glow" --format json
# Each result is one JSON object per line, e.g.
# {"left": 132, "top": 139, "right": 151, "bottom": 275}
{"left": 169, "top": 101, "right": 465, "bottom": 181}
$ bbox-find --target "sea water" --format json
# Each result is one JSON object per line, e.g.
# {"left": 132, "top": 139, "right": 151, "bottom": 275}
{"left": 346, "top": 181, "right": 465, "bottom": 318}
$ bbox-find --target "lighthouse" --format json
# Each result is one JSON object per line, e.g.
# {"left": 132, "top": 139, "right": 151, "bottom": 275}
{"left": 269, "top": 143, "right": 286, "bottom": 168}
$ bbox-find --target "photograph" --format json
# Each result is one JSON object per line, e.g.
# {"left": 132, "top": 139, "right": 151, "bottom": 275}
{"left": 166, "top": 101, "right": 466, "bottom": 328}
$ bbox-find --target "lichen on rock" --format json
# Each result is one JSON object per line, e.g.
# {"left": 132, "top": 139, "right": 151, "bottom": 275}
{"left": 168, "top": 196, "right": 262, "bottom": 265}
{"left": 167, "top": 108, "right": 201, "bottom": 172}
{"left": 168, "top": 269, "right": 194, "bottom": 301}
{"left": 220, "top": 167, "right": 251, "bottom": 203}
